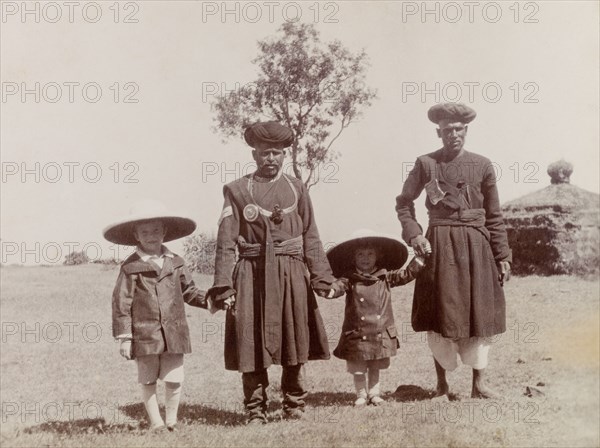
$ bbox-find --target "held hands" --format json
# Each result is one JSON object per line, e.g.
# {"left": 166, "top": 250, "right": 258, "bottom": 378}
{"left": 497, "top": 261, "right": 511, "bottom": 286}
{"left": 315, "top": 278, "right": 348, "bottom": 299}
{"left": 221, "top": 296, "right": 236, "bottom": 310}
{"left": 410, "top": 235, "right": 432, "bottom": 258}
{"left": 209, "top": 295, "right": 236, "bottom": 313}
{"left": 119, "top": 340, "right": 132, "bottom": 360}
{"left": 330, "top": 278, "right": 349, "bottom": 298}
{"left": 207, "top": 287, "right": 236, "bottom": 312}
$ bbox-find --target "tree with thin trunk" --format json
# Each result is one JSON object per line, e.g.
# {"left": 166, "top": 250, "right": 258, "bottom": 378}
{"left": 211, "top": 22, "right": 377, "bottom": 190}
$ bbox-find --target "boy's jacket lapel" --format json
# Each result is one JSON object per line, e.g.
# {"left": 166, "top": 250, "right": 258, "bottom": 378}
{"left": 122, "top": 253, "right": 158, "bottom": 275}
{"left": 157, "top": 256, "right": 185, "bottom": 282}
{"left": 121, "top": 252, "right": 185, "bottom": 278}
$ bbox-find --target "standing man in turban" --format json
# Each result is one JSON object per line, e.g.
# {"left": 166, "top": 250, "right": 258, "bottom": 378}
{"left": 209, "top": 121, "right": 344, "bottom": 424}
{"left": 395, "top": 103, "right": 511, "bottom": 399}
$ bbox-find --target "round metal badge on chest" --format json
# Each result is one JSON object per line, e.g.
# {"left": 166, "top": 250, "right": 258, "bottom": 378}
{"left": 243, "top": 204, "right": 259, "bottom": 222}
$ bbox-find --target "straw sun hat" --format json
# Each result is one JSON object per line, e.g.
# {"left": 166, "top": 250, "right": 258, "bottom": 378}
{"left": 102, "top": 199, "right": 196, "bottom": 246}
{"left": 326, "top": 229, "right": 409, "bottom": 277}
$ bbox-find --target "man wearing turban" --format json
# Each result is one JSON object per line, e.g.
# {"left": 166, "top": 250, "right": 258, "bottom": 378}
{"left": 209, "top": 121, "right": 344, "bottom": 424}
{"left": 396, "top": 103, "right": 512, "bottom": 399}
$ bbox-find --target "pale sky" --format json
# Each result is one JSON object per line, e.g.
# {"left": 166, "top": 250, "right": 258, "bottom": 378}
{"left": 1, "top": 1, "right": 599, "bottom": 264}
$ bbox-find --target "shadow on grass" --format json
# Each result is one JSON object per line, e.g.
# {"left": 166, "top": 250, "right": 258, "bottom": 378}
{"left": 23, "top": 401, "right": 248, "bottom": 435}
{"left": 391, "top": 385, "right": 459, "bottom": 402}
{"left": 122, "top": 402, "right": 248, "bottom": 427}
{"left": 307, "top": 387, "right": 452, "bottom": 407}
{"left": 24, "top": 418, "right": 134, "bottom": 435}
{"left": 306, "top": 391, "right": 355, "bottom": 407}
{"left": 21, "top": 388, "right": 447, "bottom": 435}
{"left": 306, "top": 386, "right": 457, "bottom": 407}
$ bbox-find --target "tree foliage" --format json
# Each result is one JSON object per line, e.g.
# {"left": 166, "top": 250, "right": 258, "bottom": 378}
{"left": 64, "top": 250, "right": 89, "bottom": 266}
{"left": 211, "top": 22, "right": 377, "bottom": 189}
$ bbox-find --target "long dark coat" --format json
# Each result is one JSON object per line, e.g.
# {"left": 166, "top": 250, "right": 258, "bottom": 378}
{"left": 396, "top": 150, "right": 512, "bottom": 338}
{"left": 112, "top": 250, "right": 207, "bottom": 358}
{"left": 333, "top": 268, "right": 414, "bottom": 361}
{"left": 212, "top": 173, "right": 336, "bottom": 373}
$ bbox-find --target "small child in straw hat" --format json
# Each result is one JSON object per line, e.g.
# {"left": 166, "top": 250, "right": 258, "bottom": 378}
{"left": 327, "top": 230, "right": 429, "bottom": 406}
{"left": 103, "top": 199, "right": 212, "bottom": 431}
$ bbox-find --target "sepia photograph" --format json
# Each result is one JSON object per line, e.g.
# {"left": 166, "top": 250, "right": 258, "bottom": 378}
{"left": 1, "top": 1, "right": 598, "bottom": 447}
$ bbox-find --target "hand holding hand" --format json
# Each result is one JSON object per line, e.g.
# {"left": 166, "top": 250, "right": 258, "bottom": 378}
{"left": 329, "top": 278, "right": 349, "bottom": 298}
{"left": 222, "top": 296, "right": 236, "bottom": 310}
{"left": 120, "top": 340, "right": 132, "bottom": 360}
{"left": 315, "top": 278, "right": 347, "bottom": 299}
{"left": 207, "top": 287, "right": 236, "bottom": 312}
{"left": 411, "top": 235, "right": 432, "bottom": 258}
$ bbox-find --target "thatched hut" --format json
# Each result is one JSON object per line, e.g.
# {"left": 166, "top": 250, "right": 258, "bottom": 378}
{"left": 502, "top": 160, "right": 599, "bottom": 276}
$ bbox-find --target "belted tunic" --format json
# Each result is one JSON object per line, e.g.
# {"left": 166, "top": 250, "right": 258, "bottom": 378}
{"left": 212, "top": 172, "right": 336, "bottom": 372}
{"left": 396, "top": 150, "right": 512, "bottom": 338}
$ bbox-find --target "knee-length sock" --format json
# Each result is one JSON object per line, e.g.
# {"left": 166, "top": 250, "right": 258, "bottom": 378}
{"left": 368, "top": 367, "right": 381, "bottom": 397}
{"left": 353, "top": 373, "right": 367, "bottom": 399}
{"left": 165, "top": 382, "right": 182, "bottom": 427}
{"left": 141, "top": 383, "right": 164, "bottom": 428}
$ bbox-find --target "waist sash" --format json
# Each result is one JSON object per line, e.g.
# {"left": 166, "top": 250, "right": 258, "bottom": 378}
{"left": 237, "top": 234, "right": 304, "bottom": 356}
{"left": 238, "top": 235, "right": 303, "bottom": 259}
{"left": 428, "top": 208, "right": 490, "bottom": 240}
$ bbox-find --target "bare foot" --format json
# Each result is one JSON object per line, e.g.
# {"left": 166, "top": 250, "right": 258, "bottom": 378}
{"left": 471, "top": 368, "right": 503, "bottom": 399}
{"left": 432, "top": 358, "right": 449, "bottom": 400}
{"left": 471, "top": 383, "right": 503, "bottom": 399}
{"left": 433, "top": 382, "right": 449, "bottom": 397}
{"left": 430, "top": 382, "right": 450, "bottom": 401}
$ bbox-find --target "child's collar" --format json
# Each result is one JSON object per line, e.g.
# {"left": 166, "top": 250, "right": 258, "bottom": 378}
{"left": 136, "top": 245, "right": 174, "bottom": 261}
{"left": 356, "top": 266, "right": 379, "bottom": 276}
{"left": 350, "top": 267, "right": 388, "bottom": 282}
{"left": 122, "top": 249, "right": 184, "bottom": 275}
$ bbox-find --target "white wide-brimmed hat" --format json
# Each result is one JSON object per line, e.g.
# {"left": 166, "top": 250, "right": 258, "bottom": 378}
{"left": 326, "top": 229, "right": 408, "bottom": 277}
{"left": 102, "top": 199, "right": 196, "bottom": 246}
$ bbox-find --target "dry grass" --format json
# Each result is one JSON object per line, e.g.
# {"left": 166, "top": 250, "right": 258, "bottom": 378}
{"left": 1, "top": 265, "right": 598, "bottom": 447}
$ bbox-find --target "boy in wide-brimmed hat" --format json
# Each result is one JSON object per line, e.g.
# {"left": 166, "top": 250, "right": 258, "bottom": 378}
{"left": 104, "top": 199, "right": 209, "bottom": 431}
{"left": 327, "top": 230, "right": 428, "bottom": 406}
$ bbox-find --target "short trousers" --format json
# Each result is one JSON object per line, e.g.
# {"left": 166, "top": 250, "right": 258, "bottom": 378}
{"left": 136, "top": 353, "right": 184, "bottom": 384}
{"left": 346, "top": 358, "right": 391, "bottom": 374}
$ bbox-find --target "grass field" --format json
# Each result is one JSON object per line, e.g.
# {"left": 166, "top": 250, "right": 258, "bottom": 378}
{"left": 1, "top": 265, "right": 598, "bottom": 447}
